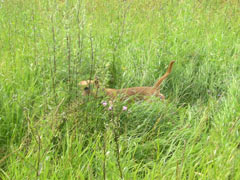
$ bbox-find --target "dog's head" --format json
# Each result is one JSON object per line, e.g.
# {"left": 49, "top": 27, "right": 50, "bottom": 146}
{"left": 79, "top": 79, "right": 99, "bottom": 96}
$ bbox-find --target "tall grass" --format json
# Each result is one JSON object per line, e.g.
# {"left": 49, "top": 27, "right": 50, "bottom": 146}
{"left": 0, "top": 0, "right": 240, "bottom": 179}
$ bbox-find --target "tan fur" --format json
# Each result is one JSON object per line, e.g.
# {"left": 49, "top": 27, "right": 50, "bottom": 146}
{"left": 79, "top": 80, "right": 95, "bottom": 86}
{"left": 80, "top": 61, "right": 175, "bottom": 101}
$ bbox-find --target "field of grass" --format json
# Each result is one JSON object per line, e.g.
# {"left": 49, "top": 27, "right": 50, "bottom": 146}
{"left": 0, "top": 0, "right": 240, "bottom": 179}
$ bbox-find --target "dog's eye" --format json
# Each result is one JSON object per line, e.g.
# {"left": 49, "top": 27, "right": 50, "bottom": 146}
{"left": 84, "top": 87, "right": 90, "bottom": 91}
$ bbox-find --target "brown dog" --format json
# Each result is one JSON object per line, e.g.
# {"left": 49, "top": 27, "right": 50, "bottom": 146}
{"left": 80, "top": 61, "right": 175, "bottom": 101}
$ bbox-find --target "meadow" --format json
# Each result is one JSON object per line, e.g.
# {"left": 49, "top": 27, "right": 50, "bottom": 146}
{"left": 0, "top": 0, "right": 240, "bottom": 179}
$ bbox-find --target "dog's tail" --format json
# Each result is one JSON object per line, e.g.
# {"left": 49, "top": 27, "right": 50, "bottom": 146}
{"left": 153, "top": 61, "right": 175, "bottom": 89}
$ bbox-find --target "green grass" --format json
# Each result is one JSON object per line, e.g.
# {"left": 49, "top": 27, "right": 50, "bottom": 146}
{"left": 0, "top": 0, "right": 240, "bottom": 179}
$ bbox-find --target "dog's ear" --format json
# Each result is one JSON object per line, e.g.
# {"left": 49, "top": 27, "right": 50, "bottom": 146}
{"left": 94, "top": 79, "right": 99, "bottom": 88}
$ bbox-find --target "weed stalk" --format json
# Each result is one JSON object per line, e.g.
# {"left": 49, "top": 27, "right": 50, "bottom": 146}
{"left": 51, "top": 15, "right": 57, "bottom": 104}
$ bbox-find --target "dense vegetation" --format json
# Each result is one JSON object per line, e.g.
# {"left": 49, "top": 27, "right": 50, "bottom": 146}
{"left": 0, "top": 0, "right": 240, "bottom": 179}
